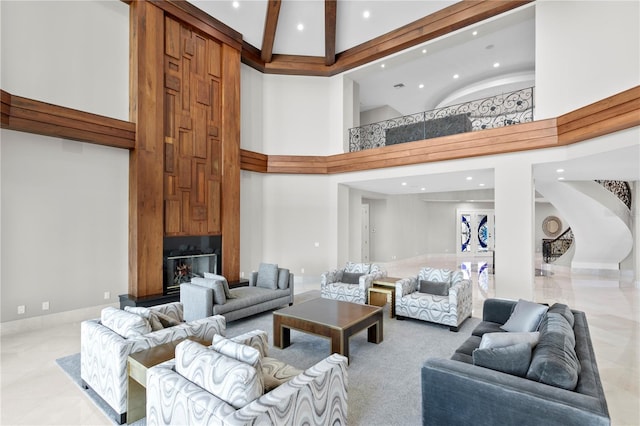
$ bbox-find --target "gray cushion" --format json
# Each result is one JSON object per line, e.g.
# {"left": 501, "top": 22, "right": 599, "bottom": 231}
{"left": 277, "top": 268, "right": 290, "bottom": 290}
{"left": 501, "top": 299, "right": 548, "bottom": 332}
{"left": 419, "top": 280, "right": 449, "bottom": 296}
{"left": 256, "top": 263, "right": 279, "bottom": 289}
{"left": 191, "top": 277, "right": 227, "bottom": 305}
{"left": 547, "top": 303, "right": 574, "bottom": 328}
{"left": 526, "top": 313, "right": 580, "bottom": 390}
{"left": 204, "top": 272, "right": 234, "bottom": 299}
{"left": 155, "top": 310, "right": 181, "bottom": 328}
{"left": 342, "top": 272, "right": 363, "bottom": 284}
{"left": 479, "top": 332, "right": 540, "bottom": 349}
{"left": 473, "top": 342, "right": 532, "bottom": 377}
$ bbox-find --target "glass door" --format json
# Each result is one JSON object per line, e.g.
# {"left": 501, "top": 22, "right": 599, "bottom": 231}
{"left": 457, "top": 209, "right": 494, "bottom": 256}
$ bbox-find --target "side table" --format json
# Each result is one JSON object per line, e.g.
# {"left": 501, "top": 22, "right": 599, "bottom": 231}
{"left": 127, "top": 337, "right": 209, "bottom": 423}
{"left": 369, "top": 277, "right": 400, "bottom": 318}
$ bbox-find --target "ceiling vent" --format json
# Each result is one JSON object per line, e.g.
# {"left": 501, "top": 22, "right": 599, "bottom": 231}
{"left": 393, "top": 83, "right": 405, "bottom": 89}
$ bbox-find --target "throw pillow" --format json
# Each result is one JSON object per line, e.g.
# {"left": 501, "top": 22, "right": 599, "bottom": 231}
{"left": 211, "top": 334, "right": 263, "bottom": 369}
{"left": 547, "top": 303, "right": 574, "bottom": 328}
{"left": 526, "top": 313, "right": 580, "bottom": 390}
{"left": 479, "top": 331, "right": 540, "bottom": 349}
{"left": 419, "top": 280, "right": 450, "bottom": 296}
{"left": 203, "top": 272, "right": 235, "bottom": 299}
{"left": 154, "top": 311, "right": 181, "bottom": 328}
{"left": 277, "top": 268, "right": 290, "bottom": 290}
{"left": 342, "top": 272, "right": 364, "bottom": 284}
{"left": 191, "top": 277, "right": 227, "bottom": 305}
{"left": 501, "top": 299, "right": 548, "bottom": 332}
{"left": 101, "top": 307, "right": 151, "bottom": 338}
{"left": 175, "top": 340, "right": 263, "bottom": 409}
{"left": 124, "top": 306, "right": 164, "bottom": 331}
{"left": 472, "top": 342, "right": 532, "bottom": 377}
{"left": 256, "top": 263, "right": 279, "bottom": 289}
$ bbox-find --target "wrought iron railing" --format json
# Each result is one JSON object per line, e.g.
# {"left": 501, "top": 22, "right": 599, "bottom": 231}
{"left": 349, "top": 87, "right": 534, "bottom": 152}
{"left": 596, "top": 180, "right": 632, "bottom": 209}
{"left": 543, "top": 227, "right": 574, "bottom": 264}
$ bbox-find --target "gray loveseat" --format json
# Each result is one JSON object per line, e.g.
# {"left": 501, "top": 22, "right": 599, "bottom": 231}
{"left": 421, "top": 298, "right": 609, "bottom": 426}
{"left": 180, "top": 265, "right": 294, "bottom": 322}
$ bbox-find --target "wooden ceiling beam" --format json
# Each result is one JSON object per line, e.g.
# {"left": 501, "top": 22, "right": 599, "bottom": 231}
{"left": 324, "top": 0, "right": 337, "bottom": 66}
{"left": 241, "top": 0, "right": 532, "bottom": 76}
{"left": 261, "top": 0, "right": 281, "bottom": 63}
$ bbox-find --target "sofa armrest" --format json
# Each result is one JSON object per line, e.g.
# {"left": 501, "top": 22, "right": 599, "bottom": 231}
{"left": 396, "top": 277, "right": 417, "bottom": 298}
{"left": 320, "top": 269, "right": 341, "bottom": 288}
{"left": 422, "top": 358, "right": 610, "bottom": 426}
{"left": 180, "top": 283, "right": 214, "bottom": 322}
{"left": 482, "top": 298, "right": 517, "bottom": 324}
{"left": 146, "top": 360, "right": 236, "bottom": 425}
{"left": 249, "top": 271, "right": 258, "bottom": 287}
{"left": 225, "top": 353, "right": 348, "bottom": 426}
{"left": 448, "top": 279, "right": 472, "bottom": 315}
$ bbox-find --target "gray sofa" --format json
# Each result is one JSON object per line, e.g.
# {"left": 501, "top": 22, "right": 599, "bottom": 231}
{"left": 421, "top": 298, "right": 609, "bottom": 426}
{"left": 180, "top": 265, "right": 294, "bottom": 322}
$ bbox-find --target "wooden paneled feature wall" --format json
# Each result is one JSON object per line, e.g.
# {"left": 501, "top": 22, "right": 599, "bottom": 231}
{"left": 163, "top": 16, "right": 222, "bottom": 236}
{"left": 129, "top": 0, "right": 241, "bottom": 298}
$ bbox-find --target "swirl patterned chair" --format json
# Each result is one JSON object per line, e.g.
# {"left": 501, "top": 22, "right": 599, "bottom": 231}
{"left": 80, "top": 302, "right": 226, "bottom": 424}
{"left": 146, "top": 330, "right": 348, "bottom": 425}
{"left": 395, "top": 267, "right": 472, "bottom": 331}
{"left": 320, "top": 261, "right": 387, "bottom": 304}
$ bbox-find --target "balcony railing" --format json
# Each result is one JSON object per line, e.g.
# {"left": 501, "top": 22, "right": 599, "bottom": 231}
{"left": 348, "top": 87, "right": 534, "bottom": 152}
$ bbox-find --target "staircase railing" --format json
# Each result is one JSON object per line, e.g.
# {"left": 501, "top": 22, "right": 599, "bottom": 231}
{"left": 542, "top": 227, "right": 574, "bottom": 264}
{"left": 349, "top": 86, "right": 534, "bottom": 152}
{"left": 596, "top": 180, "right": 632, "bottom": 209}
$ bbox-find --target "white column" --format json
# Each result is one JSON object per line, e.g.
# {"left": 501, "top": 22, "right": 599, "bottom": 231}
{"left": 494, "top": 159, "right": 535, "bottom": 300}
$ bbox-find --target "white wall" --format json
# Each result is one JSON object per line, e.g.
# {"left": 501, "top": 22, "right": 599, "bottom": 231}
{"left": 0, "top": 0, "right": 130, "bottom": 120}
{"left": 535, "top": 0, "right": 640, "bottom": 119}
{"left": 360, "top": 105, "right": 403, "bottom": 126}
{"left": 0, "top": 0, "right": 130, "bottom": 323}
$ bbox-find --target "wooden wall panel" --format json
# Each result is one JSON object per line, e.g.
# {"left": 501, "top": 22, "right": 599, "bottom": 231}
{"left": 163, "top": 15, "right": 223, "bottom": 237}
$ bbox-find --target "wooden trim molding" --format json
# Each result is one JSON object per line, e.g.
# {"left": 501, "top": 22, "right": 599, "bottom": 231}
{"left": 0, "top": 89, "right": 135, "bottom": 149}
{"left": 240, "top": 86, "right": 640, "bottom": 175}
{"left": 261, "top": 0, "right": 281, "bottom": 63}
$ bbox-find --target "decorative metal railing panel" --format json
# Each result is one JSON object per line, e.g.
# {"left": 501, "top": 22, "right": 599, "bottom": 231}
{"left": 596, "top": 180, "right": 632, "bottom": 209}
{"left": 543, "top": 228, "right": 574, "bottom": 264}
{"left": 349, "top": 87, "right": 534, "bottom": 152}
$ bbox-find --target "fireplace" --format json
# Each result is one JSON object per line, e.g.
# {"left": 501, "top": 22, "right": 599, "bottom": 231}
{"left": 163, "top": 236, "right": 221, "bottom": 295}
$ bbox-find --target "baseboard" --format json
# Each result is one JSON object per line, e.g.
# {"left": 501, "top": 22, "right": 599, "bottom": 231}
{"left": 0, "top": 302, "right": 117, "bottom": 336}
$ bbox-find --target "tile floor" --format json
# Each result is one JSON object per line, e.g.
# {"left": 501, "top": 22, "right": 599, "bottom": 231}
{"left": 1, "top": 255, "right": 638, "bottom": 425}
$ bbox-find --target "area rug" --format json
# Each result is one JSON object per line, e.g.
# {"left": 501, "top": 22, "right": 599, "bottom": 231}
{"left": 57, "top": 290, "right": 479, "bottom": 426}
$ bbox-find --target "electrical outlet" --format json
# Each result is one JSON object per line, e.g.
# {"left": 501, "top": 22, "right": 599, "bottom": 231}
{"left": 240, "top": 271, "right": 244, "bottom": 278}
{"left": 301, "top": 268, "right": 305, "bottom": 274}
{"left": 104, "top": 291, "right": 111, "bottom": 300}
{"left": 42, "top": 301, "right": 50, "bottom": 311}
{"left": 17, "top": 305, "right": 25, "bottom": 315}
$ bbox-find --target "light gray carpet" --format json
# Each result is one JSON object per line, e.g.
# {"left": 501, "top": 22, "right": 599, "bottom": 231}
{"left": 57, "top": 290, "right": 479, "bottom": 426}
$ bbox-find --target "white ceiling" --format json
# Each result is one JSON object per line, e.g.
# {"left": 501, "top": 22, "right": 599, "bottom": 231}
{"left": 187, "top": 1, "right": 638, "bottom": 197}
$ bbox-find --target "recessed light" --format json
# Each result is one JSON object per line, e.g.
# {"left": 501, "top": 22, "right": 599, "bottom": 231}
{"left": 422, "top": 48, "right": 427, "bottom": 54}
{"left": 401, "top": 182, "right": 407, "bottom": 186}
{"left": 479, "top": 183, "right": 485, "bottom": 187}
{"left": 466, "top": 176, "right": 473, "bottom": 181}
{"left": 421, "top": 187, "right": 426, "bottom": 191}
{"left": 493, "top": 62, "right": 500, "bottom": 68}
{"left": 363, "top": 10, "right": 370, "bottom": 19}
{"left": 418, "top": 83, "right": 424, "bottom": 89}
{"left": 453, "top": 74, "right": 459, "bottom": 79}
{"left": 556, "top": 168, "right": 565, "bottom": 173}
{"left": 232, "top": 1, "right": 239, "bottom": 8}
{"left": 297, "top": 23, "right": 304, "bottom": 31}
{"left": 472, "top": 30, "right": 478, "bottom": 36}
{"left": 558, "top": 177, "right": 566, "bottom": 181}
{"left": 381, "top": 63, "right": 385, "bottom": 68}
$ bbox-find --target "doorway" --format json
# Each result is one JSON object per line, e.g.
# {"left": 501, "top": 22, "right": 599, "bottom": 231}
{"left": 457, "top": 209, "right": 494, "bottom": 256}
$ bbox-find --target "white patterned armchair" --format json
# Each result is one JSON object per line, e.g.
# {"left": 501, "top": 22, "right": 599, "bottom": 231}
{"left": 321, "top": 261, "right": 387, "bottom": 304}
{"left": 395, "top": 267, "right": 472, "bottom": 331}
{"left": 146, "top": 330, "right": 348, "bottom": 426}
{"left": 80, "top": 302, "right": 226, "bottom": 424}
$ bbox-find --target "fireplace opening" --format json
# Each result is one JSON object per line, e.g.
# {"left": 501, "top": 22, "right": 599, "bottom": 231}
{"left": 163, "top": 236, "right": 221, "bottom": 295}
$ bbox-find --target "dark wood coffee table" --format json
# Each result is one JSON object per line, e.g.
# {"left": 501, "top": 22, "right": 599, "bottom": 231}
{"left": 273, "top": 297, "right": 383, "bottom": 363}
